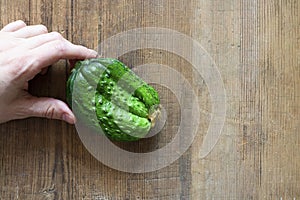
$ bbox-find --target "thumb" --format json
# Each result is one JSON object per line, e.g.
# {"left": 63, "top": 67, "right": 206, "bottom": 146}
{"left": 22, "top": 96, "right": 76, "bottom": 124}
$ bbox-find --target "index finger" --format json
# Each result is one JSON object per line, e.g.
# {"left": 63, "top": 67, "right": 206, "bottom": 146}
{"left": 26, "top": 39, "right": 98, "bottom": 77}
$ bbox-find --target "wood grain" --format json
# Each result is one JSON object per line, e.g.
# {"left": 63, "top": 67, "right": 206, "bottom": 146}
{"left": 0, "top": 0, "right": 299, "bottom": 199}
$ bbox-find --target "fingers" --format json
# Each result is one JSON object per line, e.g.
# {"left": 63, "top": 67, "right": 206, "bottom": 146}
{"left": 27, "top": 39, "right": 97, "bottom": 73}
{"left": 1, "top": 20, "right": 26, "bottom": 32}
{"left": 12, "top": 24, "right": 48, "bottom": 38}
{"left": 1, "top": 23, "right": 98, "bottom": 80}
{"left": 24, "top": 31, "right": 67, "bottom": 49}
{"left": 20, "top": 96, "right": 76, "bottom": 124}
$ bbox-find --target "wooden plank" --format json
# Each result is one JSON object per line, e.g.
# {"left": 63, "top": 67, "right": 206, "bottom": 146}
{"left": 256, "top": 0, "right": 299, "bottom": 198}
{"left": 190, "top": 0, "right": 300, "bottom": 199}
{"left": 190, "top": 0, "right": 242, "bottom": 198}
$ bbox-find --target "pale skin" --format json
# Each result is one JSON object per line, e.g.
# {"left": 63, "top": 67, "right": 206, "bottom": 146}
{"left": 0, "top": 20, "right": 98, "bottom": 124}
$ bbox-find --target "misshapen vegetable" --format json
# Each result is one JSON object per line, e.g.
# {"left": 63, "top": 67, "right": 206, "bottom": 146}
{"left": 67, "top": 58, "right": 160, "bottom": 141}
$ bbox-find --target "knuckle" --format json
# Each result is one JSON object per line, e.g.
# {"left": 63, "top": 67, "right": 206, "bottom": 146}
{"left": 50, "top": 31, "right": 63, "bottom": 40}
{"left": 53, "top": 40, "right": 67, "bottom": 54}
{"left": 44, "top": 105, "right": 56, "bottom": 119}
{"left": 30, "top": 58, "right": 41, "bottom": 72}
{"left": 16, "top": 20, "right": 26, "bottom": 26}
{"left": 38, "top": 25, "right": 48, "bottom": 33}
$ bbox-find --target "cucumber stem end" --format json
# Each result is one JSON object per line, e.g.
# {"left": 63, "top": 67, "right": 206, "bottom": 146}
{"left": 148, "top": 104, "right": 162, "bottom": 127}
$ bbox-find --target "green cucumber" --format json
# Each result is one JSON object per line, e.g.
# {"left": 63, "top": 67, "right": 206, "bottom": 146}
{"left": 67, "top": 58, "right": 160, "bottom": 141}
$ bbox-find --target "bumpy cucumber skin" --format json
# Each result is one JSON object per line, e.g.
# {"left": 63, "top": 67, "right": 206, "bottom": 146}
{"left": 96, "top": 59, "right": 160, "bottom": 109}
{"left": 97, "top": 74, "right": 149, "bottom": 118}
{"left": 67, "top": 58, "right": 160, "bottom": 142}
{"left": 95, "top": 93, "right": 151, "bottom": 141}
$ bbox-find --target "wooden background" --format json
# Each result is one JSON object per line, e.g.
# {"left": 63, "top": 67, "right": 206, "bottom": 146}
{"left": 0, "top": 0, "right": 299, "bottom": 199}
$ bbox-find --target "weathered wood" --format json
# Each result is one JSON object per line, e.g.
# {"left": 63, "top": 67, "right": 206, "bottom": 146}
{"left": 0, "top": 0, "right": 299, "bottom": 199}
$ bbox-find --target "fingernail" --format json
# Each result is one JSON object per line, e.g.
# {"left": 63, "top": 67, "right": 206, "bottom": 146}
{"left": 62, "top": 113, "right": 75, "bottom": 124}
{"left": 89, "top": 49, "right": 98, "bottom": 57}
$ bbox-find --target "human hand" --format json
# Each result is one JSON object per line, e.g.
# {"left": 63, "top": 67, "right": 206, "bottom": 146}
{"left": 0, "top": 20, "right": 98, "bottom": 124}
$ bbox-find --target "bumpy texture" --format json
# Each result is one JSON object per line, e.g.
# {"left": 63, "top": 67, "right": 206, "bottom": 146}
{"left": 67, "top": 58, "right": 160, "bottom": 141}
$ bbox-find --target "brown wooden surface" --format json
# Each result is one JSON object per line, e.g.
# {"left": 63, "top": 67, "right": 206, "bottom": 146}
{"left": 0, "top": 0, "right": 299, "bottom": 199}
